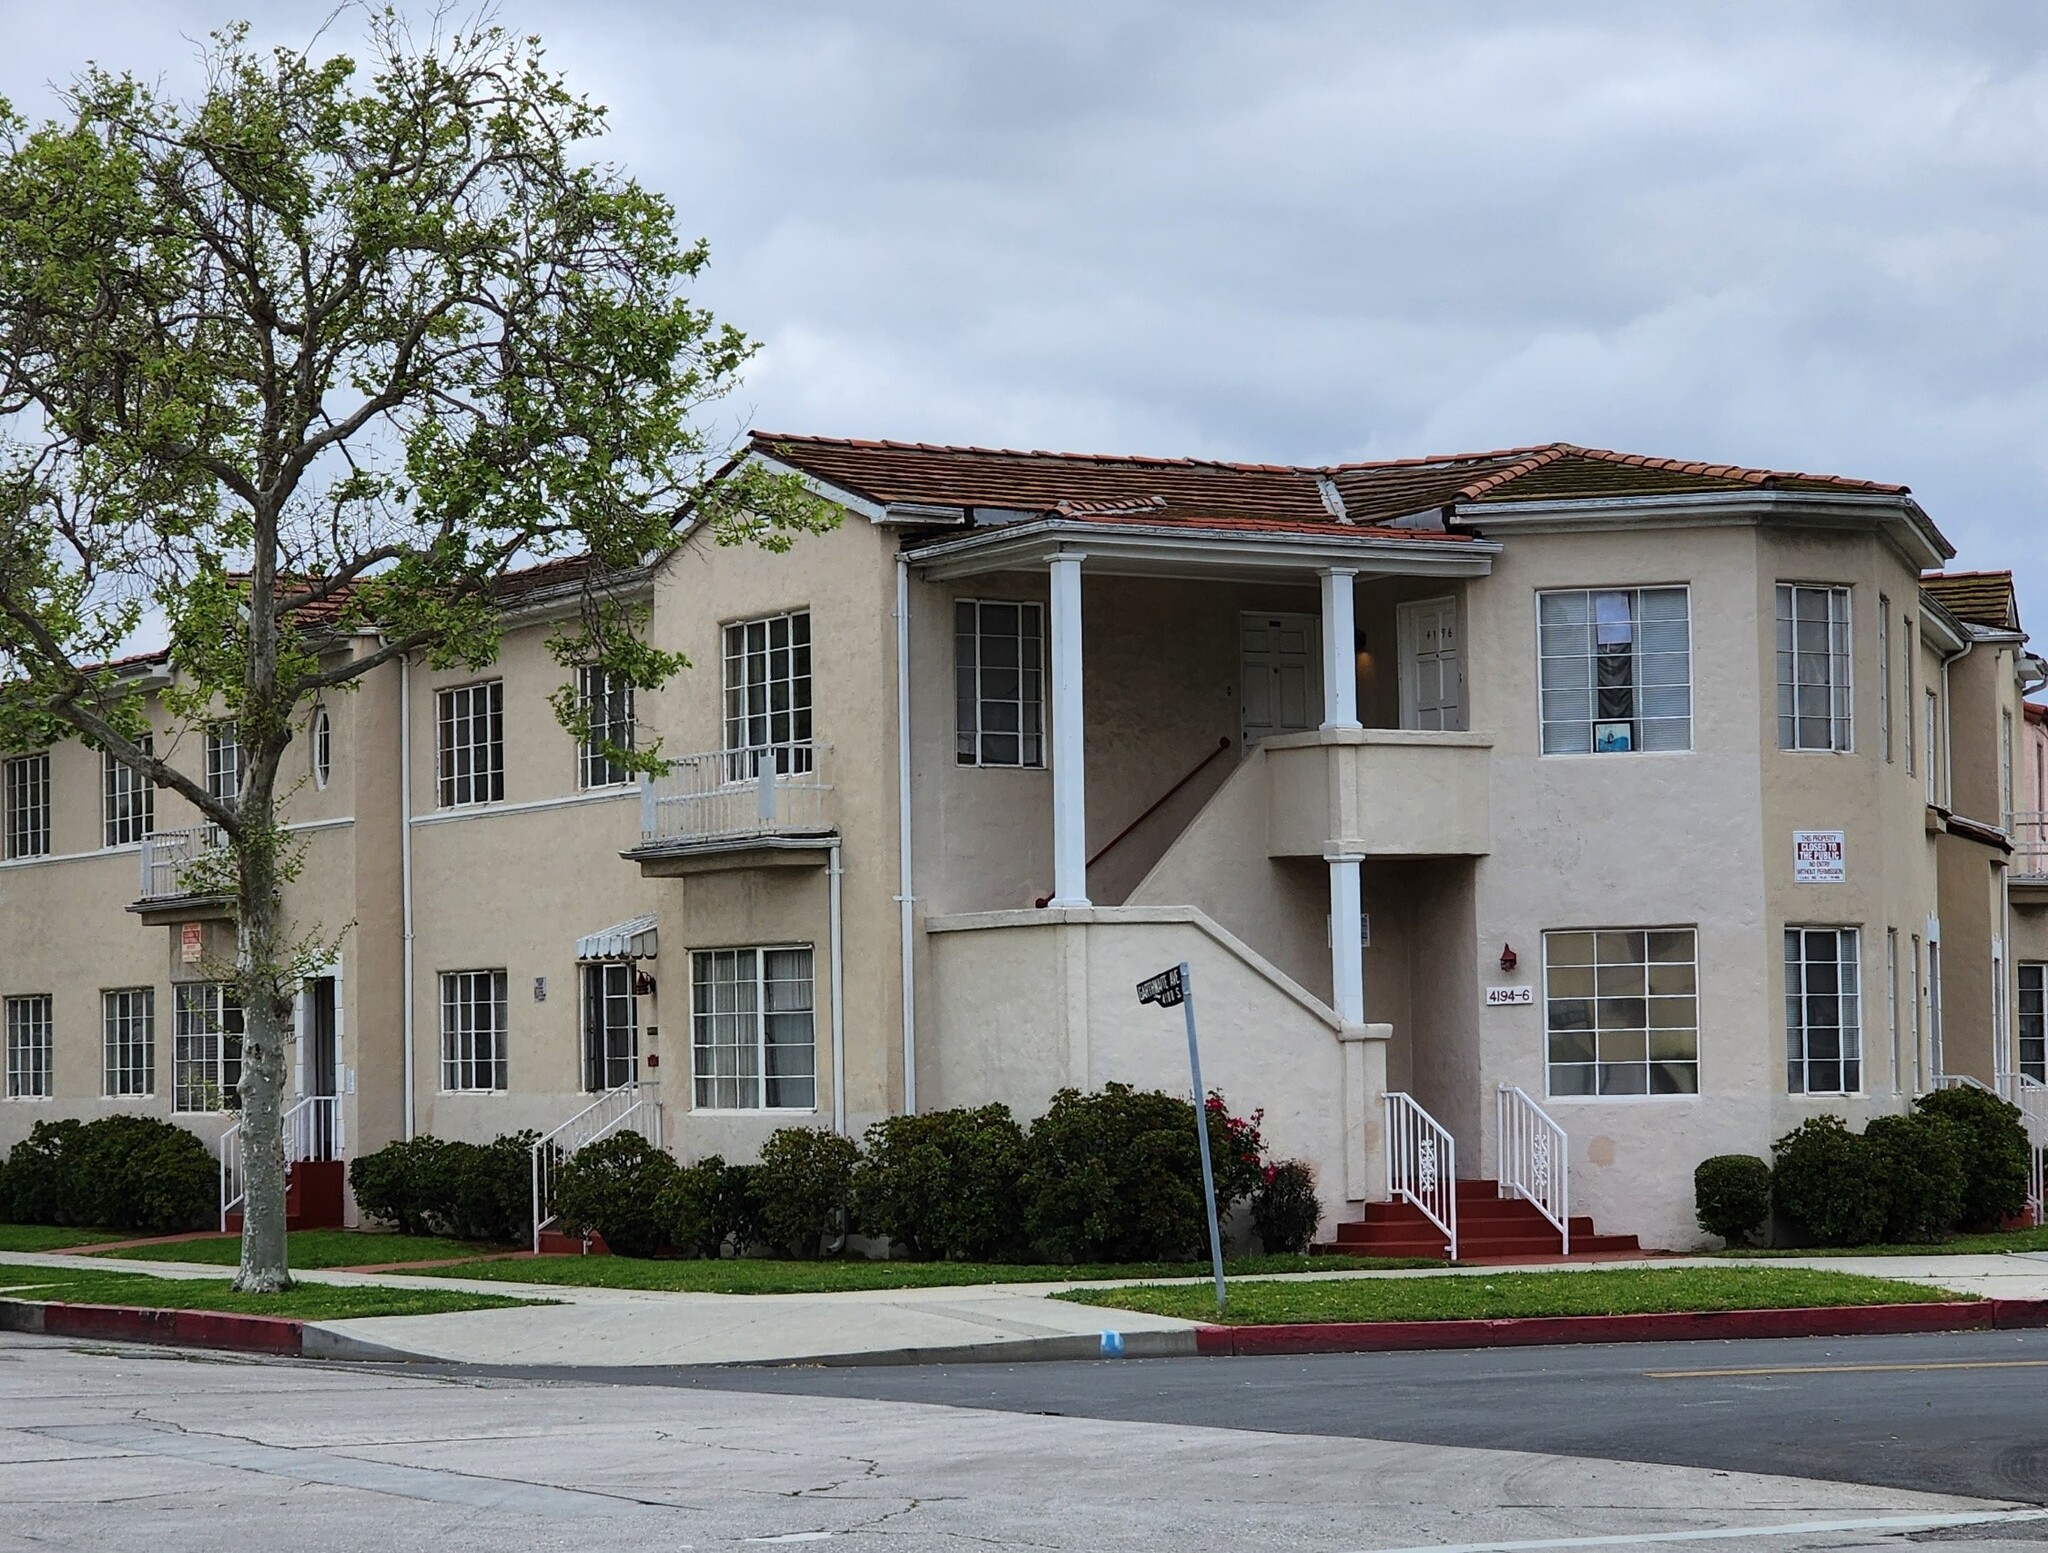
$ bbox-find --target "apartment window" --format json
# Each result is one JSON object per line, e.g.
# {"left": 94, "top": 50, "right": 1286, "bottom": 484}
{"left": 2019, "top": 963, "right": 2046, "bottom": 1084}
{"left": 102, "top": 741, "right": 155, "bottom": 848}
{"left": 439, "top": 970, "right": 508, "bottom": 1092}
{"left": 576, "top": 668, "right": 635, "bottom": 789}
{"left": 1925, "top": 690, "right": 1940, "bottom": 804}
{"left": 1543, "top": 929, "right": 1699, "bottom": 1097}
{"left": 956, "top": 600, "right": 1045, "bottom": 767}
{"left": 103, "top": 988, "right": 155, "bottom": 1097}
{"left": 173, "top": 982, "right": 242, "bottom": 1112}
{"left": 1786, "top": 927, "right": 1862, "bottom": 1095}
{"left": 4, "top": 995, "right": 52, "bottom": 1099}
{"left": 1886, "top": 928, "right": 1901, "bottom": 1095}
{"left": 437, "top": 681, "right": 505, "bottom": 807}
{"left": 1878, "top": 598, "right": 1892, "bottom": 762}
{"left": 1537, "top": 588, "right": 1691, "bottom": 755}
{"left": 1929, "top": 938, "right": 1945, "bottom": 1079}
{"left": 2004, "top": 710, "right": 2015, "bottom": 820}
{"left": 4, "top": 753, "right": 50, "bottom": 859}
{"left": 581, "top": 962, "right": 638, "bottom": 1092}
{"left": 691, "top": 946, "right": 816, "bottom": 1110}
{"left": 722, "top": 612, "right": 812, "bottom": 777}
{"left": 311, "top": 708, "right": 332, "bottom": 789}
{"left": 1910, "top": 933, "right": 1924, "bottom": 1091}
{"left": 1776, "top": 585, "right": 1852, "bottom": 751}
{"left": 205, "top": 722, "right": 241, "bottom": 803}
{"left": 1904, "top": 621, "right": 1916, "bottom": 774}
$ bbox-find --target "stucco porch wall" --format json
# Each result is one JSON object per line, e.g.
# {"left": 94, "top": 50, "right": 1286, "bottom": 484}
{"left": 925, "top": 905, "right": 1389, "bottom": 1237}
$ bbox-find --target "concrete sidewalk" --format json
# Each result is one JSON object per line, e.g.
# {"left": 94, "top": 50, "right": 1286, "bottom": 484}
{"left": 6, "top": 1247, "right": 2048, "bottom": 1368}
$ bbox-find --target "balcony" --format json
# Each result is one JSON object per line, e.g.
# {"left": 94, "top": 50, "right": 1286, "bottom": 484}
{"left": 626, "top": 744, "right": 839, "bottom": 877}
{"left": 131, "top": 826, "right": 237, "bottom": 923}
{"left": 1263, "top": 728, "right": 1492, "bottom": 859}
{"left": 2012, "top": 812, "right": 2048, "bottom": 890}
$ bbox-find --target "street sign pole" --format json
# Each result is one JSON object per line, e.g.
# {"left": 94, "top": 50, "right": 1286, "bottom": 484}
{"left": 1137, "top": 960, "right": 1226, "bottom": 1314}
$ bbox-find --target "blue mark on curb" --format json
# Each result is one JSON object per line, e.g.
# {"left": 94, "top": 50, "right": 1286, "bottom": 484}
{"left": 1100, "top": 1330, "right": 1126, "bottom": 1357}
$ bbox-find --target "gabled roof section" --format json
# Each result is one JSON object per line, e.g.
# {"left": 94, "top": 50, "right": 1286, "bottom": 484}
{"left": 1919, "top": 570, "right": 2019, "bottom": 631}
{"left": 1447, "top": 445, "right": 1909, "bottom": 508}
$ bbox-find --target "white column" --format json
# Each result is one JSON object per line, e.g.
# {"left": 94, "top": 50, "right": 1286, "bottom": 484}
{"left": 1049, "top": 551, "right": 1090, "bottom": 907}
{"left": 1319, "top": 567, "right": 1361, "bottom": 731}
{"left": 1329, "top": 851, "right": 1365, "bottom": 1023}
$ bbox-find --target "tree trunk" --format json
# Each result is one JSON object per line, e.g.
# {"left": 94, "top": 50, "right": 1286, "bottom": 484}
{"left": 231, "top": 829, "right": 293, "bottom": 1293}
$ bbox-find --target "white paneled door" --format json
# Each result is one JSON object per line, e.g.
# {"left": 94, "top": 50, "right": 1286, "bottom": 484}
{"left": 1241, "top": 611, "right": 1321, "bottom": 746}
{"left": 1398, "top": 596, "right": 1466, "bottom": 731}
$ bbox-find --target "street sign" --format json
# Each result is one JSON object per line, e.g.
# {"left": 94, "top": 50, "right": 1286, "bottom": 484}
{"left": 1136, "top": 965, "right": 1186, "bottom": 1008}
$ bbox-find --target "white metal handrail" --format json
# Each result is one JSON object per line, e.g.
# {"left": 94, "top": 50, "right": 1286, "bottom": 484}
{"left": 139, "top": 826, "right": 233, "bottom": 901}
{"left": 2011, "top": 1074, "right": 2048, "bottom": 1223}
{"left": 529, "top": 1080, "right": 663, "bottom": 1252}
{"left": 2010, "top": 811, "right": 2048, "bottom": 880}
{"left": 1384, "top": 1091, "right": 1457, "bottom": 1261}
{"left": 1496, "top": 1084, "right": 1569, "bottom": 1255}
{"left": 218, "top": 1093, "right": 344, "bottom": 1229}
{"left": 640, "top": 744, "right": 836, "bottom": 847}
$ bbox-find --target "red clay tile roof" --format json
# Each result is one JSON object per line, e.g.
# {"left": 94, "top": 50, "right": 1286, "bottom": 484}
{"left": 752, "top": 434, "right": 1912, "bottom": 532}
{"left": 1920, "top": 570, "right": 2018, "bottom": 630}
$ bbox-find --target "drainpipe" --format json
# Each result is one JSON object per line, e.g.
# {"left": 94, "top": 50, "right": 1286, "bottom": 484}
{"left": 894, "top": 555, "right": 917, "bottom": 1114}
{"left": 1941, "top": 634, "right": 1973, "bottom": 809}
{"left": 398, "top": 646, "right": 416, "bottom": 1140}
{"left": 829, "top": 839, "right": 847, "bottom": 1136}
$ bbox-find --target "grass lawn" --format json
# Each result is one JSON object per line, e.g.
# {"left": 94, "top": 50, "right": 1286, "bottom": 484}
{"left": 1718, "top": 1226, "right": 2048, "bottom": 1258}
{"left": 1056, "top": 1266, "right": 1962, "bottom": 1325}
{"left": 413, "top": 1251, "right": 1440, "bottom": 1295}
{"left": 90, "top": 1228, "right": 515, "bottom": 1269}
{"left": 0, "top": 1224, "right": 135, "bottom": 1253}
{"left": 0, "top": 1266, "right": 541, "bottom": 1321}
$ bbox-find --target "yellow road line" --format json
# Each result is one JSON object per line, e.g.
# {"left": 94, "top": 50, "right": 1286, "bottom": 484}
{"left": 1648, "top": 1358, "right": 2048, "bottom": 1378}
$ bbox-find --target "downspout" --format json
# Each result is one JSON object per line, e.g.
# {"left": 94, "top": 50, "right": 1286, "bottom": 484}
{"left": 829, "top": 839, "right": 846, "bottom": 1135}
{"left": 894, "top": 555, "right": 917, "bottom": 1114}
{"left": 1941, "top": 634, "right": 1973, "bottom": 809}
{"left": 398, "top": 645, "right": 416, "bottom": 1141}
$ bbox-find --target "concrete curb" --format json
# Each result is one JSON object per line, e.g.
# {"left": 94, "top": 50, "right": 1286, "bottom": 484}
{"left": 746, "top": 1329, "right": 1202, "bottom": 1368}
{"left": 1191, "top": 1298, "right": 2048, "bottom": 1356}
{"left": 0, "top": 1297, "right": 427, "bottom": 1362}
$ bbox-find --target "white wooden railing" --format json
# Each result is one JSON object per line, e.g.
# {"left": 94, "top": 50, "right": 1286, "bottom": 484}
{"left": 139, "top": 826, "right": 231, "bottom": 901}
{"left": 640, "top": 744, "right": 836, "bottom": 848}
{"left": 218, "top": 1094, "right": 341, "bottom": 1230}
{"left": 1496, "top": 1084, "right": 1569, "bottom": 1255}
{"left": 529, "top": 1080, "right": 663, "bottom": 1252}
{"left": 1384, "top": 1091, "right": 1457, "bottom": 1261}
{"left": 2010, "top": 811, "right": 2048, "bottom": 880}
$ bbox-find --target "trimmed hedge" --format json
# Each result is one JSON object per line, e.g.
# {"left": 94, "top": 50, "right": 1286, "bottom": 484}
{"left": 1771, "top": 1116, "right": 1886, "bottom": 1247}
{"left": 1864, "top": 1113, "right": 1967, "bottom": 1243}
{"left": 1693, "top": 1154, "right": 1771, "bottom": 1246}
{"left": 348, "top": 1131, "right": 542, "bottom": 1244}
{"left": 1914, "top": 1086, "right": 2031, "bottom": 1229}
{"left": 657, "top": 1155, "right": 762, "bottom": 1258}
{"left": 551, "top": 1132, "right": 677, "bottom": 1257}
{"left": 754, "top": 1127, "right": 861, "bottom": 1259}
{"left": 0, "top": 1116, "right": 215, "bottom": 1233}
{"left": 852, "top": 1105, "right": 1026, "bottom": 1261}
{"left": 1251, "top": 1160, "right": 1322, "bottom": 1254}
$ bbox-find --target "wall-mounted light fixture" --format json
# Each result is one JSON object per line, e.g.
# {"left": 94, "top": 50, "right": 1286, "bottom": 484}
{"left": 1499, "top": 943, "right": 1518, "bottom": 973}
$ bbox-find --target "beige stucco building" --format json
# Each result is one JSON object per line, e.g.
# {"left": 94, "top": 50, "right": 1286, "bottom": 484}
{"left": 4, "top": 437, "right": 2044, "bottom": 1253}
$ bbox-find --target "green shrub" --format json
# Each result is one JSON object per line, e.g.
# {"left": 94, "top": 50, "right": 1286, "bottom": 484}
{"left": 438, "top": 1132, "right": 537, "bottom": 1244}
{"left": 1, "top": 1120, "right": 84, "bottom": 1224}
{"left": 60, "top": 1116, "right": 216, "bottom": 1233}
{"left": 853, "top": 1104, "right": 1026, "bottom": 1260}
{"left": 754, "top": 1127, "right": 862, "bottom": 1259}
{"left": 1693, "top": 1154, "right": 1772, "bottom": 1246}
{"left": 1019, "top": 1083, "right": 1257, "bottom": 1263}
{"left": 1864, "top": 1113, "right": 1968, "bottom": 1242}
{"left": 348, "top": 1136, "right": 451, "bottom": 1237}
{"left": 1914, "top": 1086, "right": 2031, "bottom": 1229}
{"left": 1251, "top": 1160, "right": 1322, "bottom": 1253}
{"left": 552, "top": 1132, "right": 678, "bottom": 1257}
{"left": 1771, "top": 1115, "right": 1886, "bottom": 1247}
{"left": 657, "top": 1155, "right": 763, "bottom": 1258}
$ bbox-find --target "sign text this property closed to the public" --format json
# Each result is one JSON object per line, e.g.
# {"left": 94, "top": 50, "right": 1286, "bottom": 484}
{"left": 1793, "top": 829, "right": 1846, "bottom": 884}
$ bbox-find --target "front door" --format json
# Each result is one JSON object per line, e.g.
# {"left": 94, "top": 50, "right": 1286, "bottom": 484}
{"left": 1398, "top": 596, "right": 1465, "bottom": 731}
{"left": 305, "top": 976, "right": 337, "bottom": 1160}
{"left": 582, "top": 962, "right": 639, "bottom": 1092}
{"left": 1241, "top": 612, "right": 1321, "bottom": 746}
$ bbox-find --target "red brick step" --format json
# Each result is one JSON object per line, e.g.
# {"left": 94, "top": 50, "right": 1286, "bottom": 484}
{"left": 1317, "top": 1179, "right": 1640, "bottom": 1263}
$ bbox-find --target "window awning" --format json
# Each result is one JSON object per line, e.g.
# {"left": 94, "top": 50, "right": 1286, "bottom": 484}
{"left": 575, "top": 914, "right": 658, "bottom": 962}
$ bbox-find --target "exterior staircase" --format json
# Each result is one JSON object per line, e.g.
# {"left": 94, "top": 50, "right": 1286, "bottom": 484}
{"left": 222, "top": 1158, "right": 346, "bottom": 1234}
{"left": 1321, "top": 1178, "right": 1641, "bottom": 1262}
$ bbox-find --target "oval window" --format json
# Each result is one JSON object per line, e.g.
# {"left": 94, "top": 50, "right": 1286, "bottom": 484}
{"left": 312, "top": 706, "right": 331, "bottom": 789}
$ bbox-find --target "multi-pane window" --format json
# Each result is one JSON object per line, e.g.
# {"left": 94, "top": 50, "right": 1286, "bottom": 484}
{"left": 4, "top": 995, "right": 52, "bottom": 1099}
{"left": 4, "top": 753, "right": 50, "bottom": 859}
{"left": 439, "top": 970, "right": 508, "bottom": 1092}
{"left": 1925, "top": 690, "right": 1940, "bottom": 804}
{"left": 1543, "top": 929, "right": 1699, "bottom": 1097}
{"left": 1776, "top": 585, "right": 1852, "bottom": 751}
{"left": 103, "top": 740, "right": 155, "bottom": 848}
{"left": 1537, "top": 588, "right": 1691, "bottom": 755}
{"left": 1786, "top": 927, "right": 1862, "bottom": 1095}
{"left": 2020, "top": 963, "right": 2046, "bottom": 1085}
{"left": 576, "top": 668, "right": 635, "bottom": 789}
{"left": 103, "top": 988, "right": 155, "bottom": 1097}
{"left": 722, "top": 612, "right": 812, "bottom": 777}
{"left": 1903, "top": 621, "right": 1916, "bottom": 774}
{"left": 1878, "top": 598, "right": 1892, "bottom": 763}
{"left": 437, "top": 681, "right": 505, "bottom": 806}
{"left": 956, "top": 600, "right": 1045, "bottom": 767}
{"left": 691, "top": 946, "right": 816, "bottom": 1110}
{"left": 581, "top": 962, "right": 638, "bottom": 1092}
{"left": 173, "top": 982, "right": 243, "bottom": 1112}
{"left": 2004, "top": 710, "right": 2015, "bottom": 820}
{"left": 311, "top": 707, "right": 332, "bottom": 789}
{"left": 205, "top": 722, "right": 241, "bottom": 803}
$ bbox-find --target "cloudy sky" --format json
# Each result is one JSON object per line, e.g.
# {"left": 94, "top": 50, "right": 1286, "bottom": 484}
{"left": 5, "top": 1, "right": 2045, "bottom": 617}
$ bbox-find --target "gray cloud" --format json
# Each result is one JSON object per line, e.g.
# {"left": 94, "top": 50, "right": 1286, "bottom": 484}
{"left": 4, "top": 1, "right": 2044, "bottom": 617}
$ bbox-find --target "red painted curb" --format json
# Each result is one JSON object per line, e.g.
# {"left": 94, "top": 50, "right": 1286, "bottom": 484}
{"left": 1194, "top": 1299, "right": 2048, "bottom": 1357}
{"left": 1, "top": 1298, "right": 304, "bottom": 1356}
